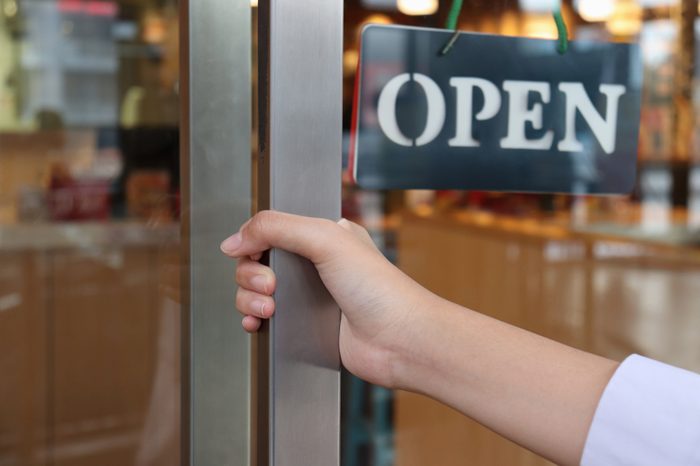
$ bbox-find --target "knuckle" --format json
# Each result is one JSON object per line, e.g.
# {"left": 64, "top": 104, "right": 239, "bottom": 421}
{"left": 320, "top": 218, "right": 338, "bottom": 232}
{"left": 253, "top": 210, "right": 276, "bottom": 232}
{"left": 245, "top": 210, "right": 279, "bottom": 244}
{"left": 317, "top": 218, "right": 342, "bottom": 241}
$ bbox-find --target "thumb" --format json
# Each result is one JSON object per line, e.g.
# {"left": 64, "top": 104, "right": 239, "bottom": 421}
{"left": 220, "top": 210, "right": 339, "bottom": 263}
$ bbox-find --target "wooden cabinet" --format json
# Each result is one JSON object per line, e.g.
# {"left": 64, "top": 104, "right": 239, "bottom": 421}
{"left": 0, "top": 233, "right": 180, "bottom": 466}
{"left": 51, "top": 248, "right": 158, "bottom": 466}
{"left": 0, "top": 252, "right": 48, "bottom": 466}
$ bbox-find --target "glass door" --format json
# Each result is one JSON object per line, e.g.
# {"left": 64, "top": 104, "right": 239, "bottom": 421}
{"left": 1, "top": 0, "right": 256, "bottom": 464}
{"left": 0, "top": 0, "right": 182, "bottom": 465}
{"left": 6, "top": 1, "right": 699, "bottom": 466}
{"left": 338, "top": 1, "right": 700, "bottom": 466}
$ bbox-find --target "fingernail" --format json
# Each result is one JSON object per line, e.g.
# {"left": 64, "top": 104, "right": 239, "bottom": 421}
{"left": 253, "top": 301, "right": 267, "bottom": 318}
{"left": 221, "top": 232, "right": 242, "bottom": 253}
{"left": 251, "top": 275, "right": 269, "bottom": 294}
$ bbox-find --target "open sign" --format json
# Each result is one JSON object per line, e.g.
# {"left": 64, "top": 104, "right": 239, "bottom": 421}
{"left": 348, "top": 25, "right": 642, "bottom": 193}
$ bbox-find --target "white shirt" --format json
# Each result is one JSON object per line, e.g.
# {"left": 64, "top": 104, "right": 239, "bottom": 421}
{"left": 581, "top": 354, "right": 700, "bottom": 466}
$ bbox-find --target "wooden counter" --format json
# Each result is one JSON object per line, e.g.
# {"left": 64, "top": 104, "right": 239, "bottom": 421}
{"left": 0, "top": 222, "right": 180, "bottom": 466}
{"left": 394, "top": 211, "right": 700, "bottom": 466}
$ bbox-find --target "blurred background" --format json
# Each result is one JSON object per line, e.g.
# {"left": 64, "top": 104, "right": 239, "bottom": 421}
{"left": 1, "top": 0, "right": 700, "bottom": 465}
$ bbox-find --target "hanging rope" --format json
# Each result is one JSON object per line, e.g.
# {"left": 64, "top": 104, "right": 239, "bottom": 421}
{"left": 552, "top": 9, "right": 569, "bottom": 54}
{"left": 445, "top": 0, "right": 464, "bottom": 30}
{"left": 438, "top": 0, "right": 464, "bottom": 55}
{"left": 440, "top": 1, "right": 570, "bottom": 56}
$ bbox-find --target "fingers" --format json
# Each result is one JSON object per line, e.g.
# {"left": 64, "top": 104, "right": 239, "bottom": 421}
{"left": 242, "top": 316, "right": 262, "bottom": 333}
{"left": 236, "top": 258, "right": 276, "bottom": 295}
{"left": 236, "top": 258, "right": 276, "bottom": 332}
{"left": 237, "top": 287, "right": 275, "bottom": 317}
{"left": 224, "top": 212, "right": 366, "bottom": 335}
{"left": 221, "top": 210, "right": 340, "bottom": 263}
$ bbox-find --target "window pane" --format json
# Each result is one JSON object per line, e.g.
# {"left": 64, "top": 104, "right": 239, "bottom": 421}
{"left": 0, "top": 1, "right": 181, "bottom": 465}
{"left": 340, "top": 1, "right": 699, "bottom": 465}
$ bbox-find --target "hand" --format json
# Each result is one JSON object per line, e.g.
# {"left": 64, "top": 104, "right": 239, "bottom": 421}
{"left": 222, "top": 212, "right": 620, "bottom": 466}
{"left": 220, "top": 210, "right": 435, "bottom": 388}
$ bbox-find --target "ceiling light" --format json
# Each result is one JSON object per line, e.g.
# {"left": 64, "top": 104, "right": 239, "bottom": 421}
{"left": 523, "top": 14, "right": 558, "bottom": 39}
{"left": 576, "top": 0, "right": 615, "bottom": 22}
{"left": 397, "top": 0, "right": 438, "bottom": 16}
{"left": 363, "top": 14, "right": 393, "bottom": 25}
{"left": 343, "top": 50, "right": 359, "bottom": 76}
{"left": 606, "top": 0, "right": 642, "bottom": 36}
{"left": 251, "top": 0, "right": 258, "bottom": 7}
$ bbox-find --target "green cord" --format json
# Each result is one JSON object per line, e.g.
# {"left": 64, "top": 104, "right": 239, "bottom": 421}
{"left": 441, "top": 1, "right": 570, "bottom": 56}
{"left": 439, "top": 0, "right": 464, "bottom": 55}
{"left": 445, "top": 0, "right": 464, "bottom": 31}
{"left": 553, "top": 10, "right": 569, "bottom": 54}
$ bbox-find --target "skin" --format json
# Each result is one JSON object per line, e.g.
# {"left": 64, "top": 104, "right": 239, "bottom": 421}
{"left": 221, "top": 210, "right": 620, "bottom": 466}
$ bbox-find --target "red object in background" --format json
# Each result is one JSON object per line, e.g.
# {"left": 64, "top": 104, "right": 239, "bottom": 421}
{"left": 57, "top": 0, "right": 83, "bottom": 13}
{"left": 84, "top": 1, "right": 118, "bottom": 16}
{"left": 48, "top": 169, "right": 111, "bottom": 221}
{"left": 58, "top": 0, "right": 118, "bottom": 17}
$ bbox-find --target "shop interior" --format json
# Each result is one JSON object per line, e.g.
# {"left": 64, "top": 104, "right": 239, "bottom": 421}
{"left": 1, "top": 0, "right": 700, "bottom": 465}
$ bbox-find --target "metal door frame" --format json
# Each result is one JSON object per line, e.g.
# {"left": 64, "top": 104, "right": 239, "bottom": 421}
{"left": 180, "top": 0, "right": 252, "bottom": 464}
{"left": 181, "top": 1, "right": 343, "bottom": 465}
{"left": 254, "top": 1, "right": 343, "bottom": 465}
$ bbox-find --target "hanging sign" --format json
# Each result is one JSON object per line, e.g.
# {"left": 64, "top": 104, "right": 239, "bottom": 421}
{"left": 348, "top": 25, "right": 643, "bottom": 193}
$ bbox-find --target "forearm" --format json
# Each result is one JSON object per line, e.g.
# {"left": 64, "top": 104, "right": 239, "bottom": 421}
{"left": 393, "top": 295, "right": 619, "bottom": 466}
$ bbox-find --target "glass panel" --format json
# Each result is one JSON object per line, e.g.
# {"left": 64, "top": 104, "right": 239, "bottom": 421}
{"left": 341, "top": 1, "right": 699, "bottom": 465}
{"left": 0, "top": 1, "right": 181, "bottom": 465}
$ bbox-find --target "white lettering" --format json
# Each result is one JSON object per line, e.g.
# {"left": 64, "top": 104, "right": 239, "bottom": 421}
{"left": 377, "top": 73, "right": 412, "bottom": 147}
{"left": 557, "top": 83, "right": 626, "bottom": 154}
{"left": 376, "top": 74, "right": 627, "bottom": 154}
{"left": 449, "top": 77, "right": 501, "bottom": 147}
{"left": 500, "top": 80, "right": 554, "bottom": 150}
{"left": 377, "top": 73, "right": 446, "bottom": 147}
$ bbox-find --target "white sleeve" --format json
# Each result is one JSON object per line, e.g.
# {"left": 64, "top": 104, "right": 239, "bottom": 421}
{"left": 581, "top": 354, "right": 700, "bottom": 466}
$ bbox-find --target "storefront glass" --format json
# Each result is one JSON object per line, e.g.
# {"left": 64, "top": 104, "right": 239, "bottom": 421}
{"left": 0, "top": 1, "right": 180, "bottom": 464}
{"left": 3, "top": 1, "right": 700, "bottom": 465}
{"left": 339, "top": 1, "right": 700, "bottom": 465}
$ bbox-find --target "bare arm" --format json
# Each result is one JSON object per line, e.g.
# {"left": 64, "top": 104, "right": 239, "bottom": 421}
{"left": 221, "top": 211, "right": 618, "bottom": 466}
{"left": 394, "top": 297, "right": 618, "bottom": 465}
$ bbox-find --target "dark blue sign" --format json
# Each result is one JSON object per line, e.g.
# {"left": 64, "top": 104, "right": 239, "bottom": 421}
{"left": 348, "top": 25, "right": 642, "bottom": 193}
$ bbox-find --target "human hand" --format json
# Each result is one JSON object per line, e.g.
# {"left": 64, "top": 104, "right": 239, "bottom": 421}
{"left": 222, "top": 212, "right": 622, "bottom": 466}
{"left": 220, "top": 210, "right": 435, "bottom": 388}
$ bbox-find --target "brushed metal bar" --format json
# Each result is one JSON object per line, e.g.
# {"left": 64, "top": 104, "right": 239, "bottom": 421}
{"left": 254, "top": 1, "right": 343, "bottom": 465}
{"left": 180, "top": 0, "right": 252, "bottom": 464}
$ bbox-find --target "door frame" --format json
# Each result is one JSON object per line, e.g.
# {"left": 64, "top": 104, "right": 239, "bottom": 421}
{"left": 180, "top": 1, "right": 343, "bottom": 465}
{"left": 180, "top": 0, "right": 252, "bottom": 464}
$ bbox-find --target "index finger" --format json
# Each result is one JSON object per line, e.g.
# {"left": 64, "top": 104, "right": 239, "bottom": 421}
{"left": 220, "top": 210, "right": 340, "bottom": 264}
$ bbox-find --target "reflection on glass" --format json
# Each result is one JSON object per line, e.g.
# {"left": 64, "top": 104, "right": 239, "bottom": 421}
{"left": 341, "top": 2, "right": 700, "bottom": 466}
{"left": 689, "top": 164, "right": 700, "bottom": 227}
{"left": 640, "top": 164, "right": 672, "bottom": 232}
{"left": 0, "top": 1, "right": 180, "bottom": 465}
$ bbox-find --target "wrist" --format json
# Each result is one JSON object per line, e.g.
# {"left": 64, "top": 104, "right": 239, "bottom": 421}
{"left": 388, "top": 291, "right": 459, "bottom": 393}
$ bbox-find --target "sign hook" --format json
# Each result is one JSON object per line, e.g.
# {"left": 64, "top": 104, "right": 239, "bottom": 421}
{"left": 440, "top": 2, "right": 570, "bottom": 56}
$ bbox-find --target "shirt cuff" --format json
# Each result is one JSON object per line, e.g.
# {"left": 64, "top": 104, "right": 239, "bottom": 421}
{"left": 581, "top": 354, "right": 700, "bottom": 466}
